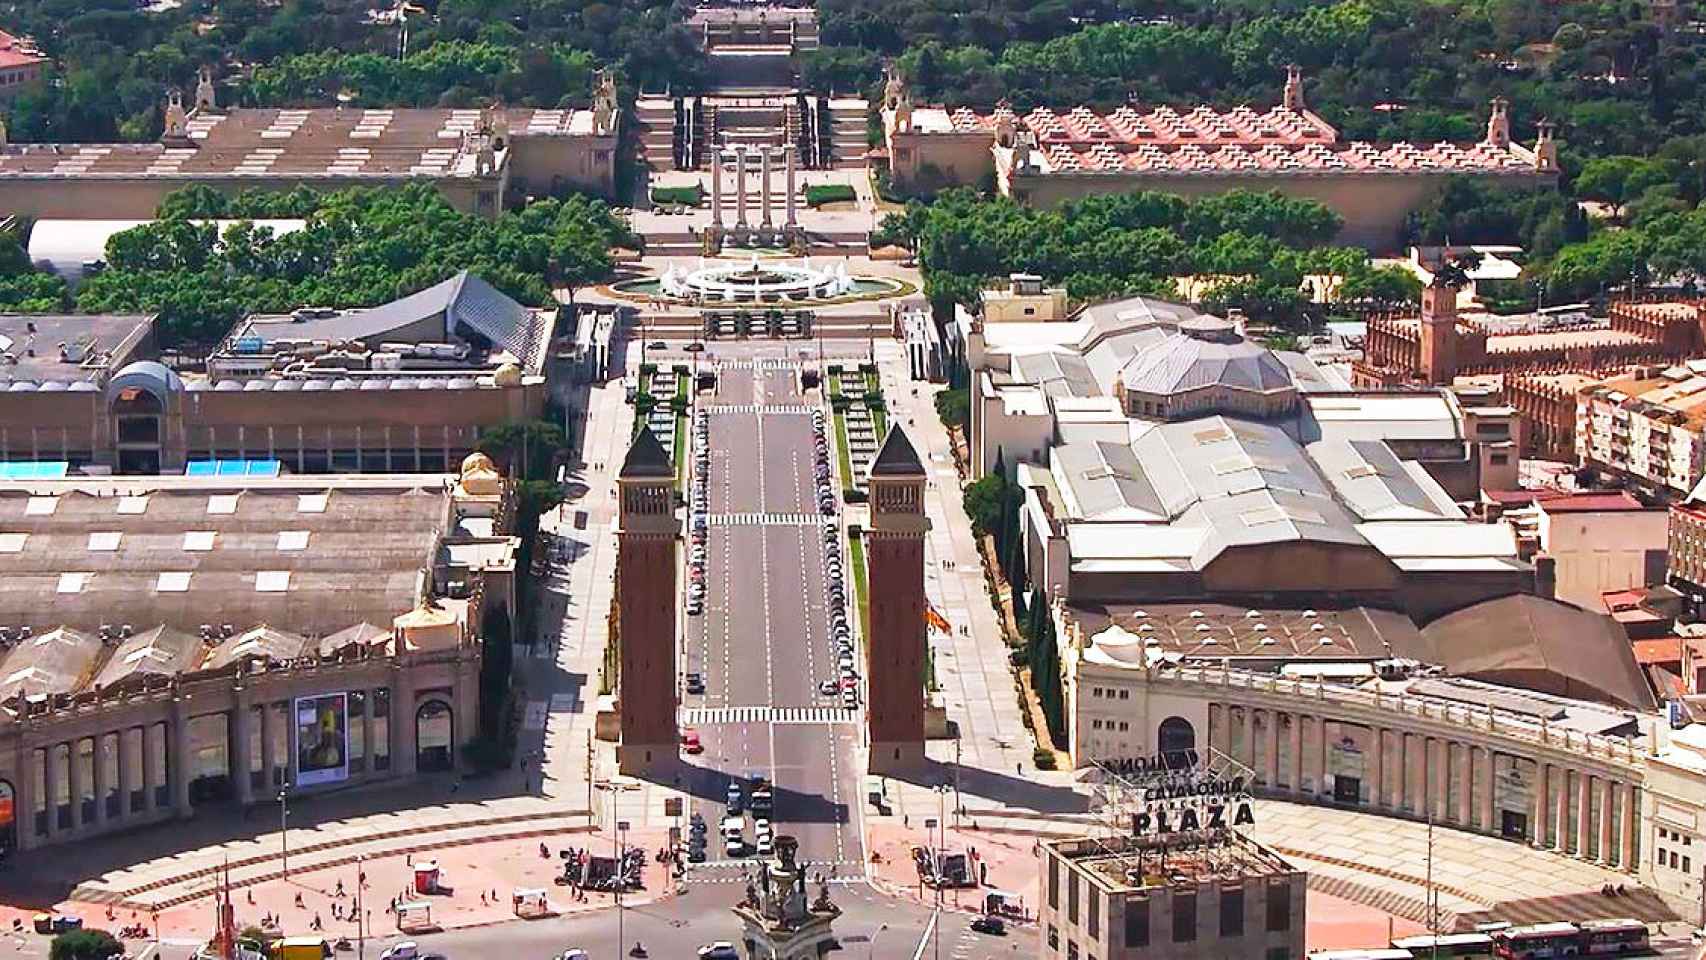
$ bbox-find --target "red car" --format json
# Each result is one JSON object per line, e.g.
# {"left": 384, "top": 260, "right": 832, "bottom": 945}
{"left": 681, "top": 729, "right": 704, "bottom": 754}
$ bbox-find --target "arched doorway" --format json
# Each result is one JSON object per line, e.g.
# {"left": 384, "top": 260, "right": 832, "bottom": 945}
{"left": 0, "top": 780, "right": 15, "bottom": 858}
{"left": 1158, "top": 716, "right": 1197, "bottom": 768}
{"left": 415, "top": 700, "right": 454, "bottom": 773}
{"left": 106, "top": 361, "right": 182, "bottom": 475}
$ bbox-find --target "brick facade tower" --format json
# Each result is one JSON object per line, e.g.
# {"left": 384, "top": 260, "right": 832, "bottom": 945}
{"left": 863, "top": 426, "right": 930, "bottom": 773}
{"left": 1419, "top": 273, "right": 1460, "bottom": 385}
{"left": 616, "top": 426, "right": 679, "bottom": 775}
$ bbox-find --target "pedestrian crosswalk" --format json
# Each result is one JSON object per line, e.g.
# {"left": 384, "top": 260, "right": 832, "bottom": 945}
{"left": 708, "top": 512, "right": 823, "bottom": 526}
{"left": 686, "top": 860, "right": 865, "bottom": 882}
{"left": 680, "top": 706, "right": 858, "bottom": 725}
{"left": 704, "top": 403, "right": 817, "bottom": 415}
{"left": 715, "top": 359, "right": 799, "bottom": 371}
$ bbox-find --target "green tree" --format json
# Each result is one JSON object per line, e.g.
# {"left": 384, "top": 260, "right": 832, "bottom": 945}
{"left": 50, "top": 929, "right": 123, "bottom": 960}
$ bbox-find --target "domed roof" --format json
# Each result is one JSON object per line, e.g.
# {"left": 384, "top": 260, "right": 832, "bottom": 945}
{"left": 107, "top": 360, "right": 184, "bottom": 399}
{"left": 1119, "top": 332, "right": 1294, "bottom": 397}
{"left": 461, "top": 451, "right": 497, "bottom": 476}
{"left": 492, "top": 362, "right": 523, "bottom": 387}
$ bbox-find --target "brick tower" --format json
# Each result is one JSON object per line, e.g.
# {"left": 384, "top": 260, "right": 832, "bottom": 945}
{"left": 863, "top": 425, "right": 930, "bottom": 773}
{"left": 616, "top": 426, "right": 679, "bottom": 775}
{"left": 1419, "top": 271, "right": 1460, "bottom": 385}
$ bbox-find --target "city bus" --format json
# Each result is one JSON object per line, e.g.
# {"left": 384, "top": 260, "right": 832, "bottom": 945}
{"left": 1391, "top": 932, "right": 1496, "bottom": 959}
{"left": 1493, "top": 923, "right": 1583, "bottom": 960}
{"left": 1310, "top": 951, "right": 1417, "bottom": 960}
{"left": 1577, "top": 919, "right": 1648, "bottom": 954}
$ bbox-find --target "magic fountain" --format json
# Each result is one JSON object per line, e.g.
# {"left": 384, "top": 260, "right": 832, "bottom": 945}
{"left": 657, "top": 254, "right": 859, "bottom": 303}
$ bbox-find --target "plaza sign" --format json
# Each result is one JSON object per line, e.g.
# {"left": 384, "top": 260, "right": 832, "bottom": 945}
{"left": 1096, "top": 751, "right": 1256, "bottom": 840}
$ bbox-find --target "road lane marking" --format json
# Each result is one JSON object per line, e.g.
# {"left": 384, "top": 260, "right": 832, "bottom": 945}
{"left": 681, "top": 706, "right": 859, "bottom": 724}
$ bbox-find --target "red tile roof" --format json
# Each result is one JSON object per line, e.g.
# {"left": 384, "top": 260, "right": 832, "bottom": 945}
{"left": 0, "top": 30, "right": 46, "bottom": 70}
{"left": 1539, "top": 492, "right": 1646, "bottom": 513}
{"left": 1632, "top": 637, "right": 1684, "bottom": 666}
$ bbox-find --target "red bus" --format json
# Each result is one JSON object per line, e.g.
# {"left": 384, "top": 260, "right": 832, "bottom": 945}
{"left": 1577, "top": 919, "right": 1648, "bottom": 955}
{"left": 1493, "top": 923, "right": 1581, "bottom": 960}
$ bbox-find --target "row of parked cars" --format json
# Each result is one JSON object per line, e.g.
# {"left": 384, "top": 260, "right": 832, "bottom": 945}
{"left": 687, "top": 410, "right": 710, "bottom": 617}
{"left": 812, "top": 410, "right": 859, "bottom": 711}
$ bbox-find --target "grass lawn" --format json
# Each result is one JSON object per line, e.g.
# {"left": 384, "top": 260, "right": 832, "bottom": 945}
{"left": 833, "top": 408, "right": 856, "bottom": 499}
{"left": 848, "top": 532, "right": 869, "bottom": 641}
{"left": 674, "top": 410, "right": 688, "bottom": 490}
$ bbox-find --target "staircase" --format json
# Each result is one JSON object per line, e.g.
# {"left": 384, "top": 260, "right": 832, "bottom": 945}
{"left": 634, "top": 96, "right": 678, "bottom": 170}
{"left": 827, "top": 97, "right": 870, "bottom": 168}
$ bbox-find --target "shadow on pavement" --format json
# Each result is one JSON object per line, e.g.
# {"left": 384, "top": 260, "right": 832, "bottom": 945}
{"left": 886, "top": 758, "right": 1089, "bottom": 816}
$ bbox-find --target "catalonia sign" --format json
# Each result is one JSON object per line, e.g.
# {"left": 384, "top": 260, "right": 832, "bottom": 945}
{"left": 1098, "top": 750, "right": 1256, "bottom": 839}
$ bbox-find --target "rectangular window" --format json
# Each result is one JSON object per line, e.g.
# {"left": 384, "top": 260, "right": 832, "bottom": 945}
{"left": 1068, "top": 872, "right": 1079, "bottom": 924}
{"left": 1049, "top": 855, "right": 1060, "bottom": 909}
{"left": 1267, "top": 950, "right": 1291, "bottom": 960}
{"left": 1686, "top": 857, "right": 1693, "bottom": 874}
{"left": 349, "top": 691, "right": 367, "bottom": 773}
{"left": 1067, "top": 945, "right": 1078, "bottom": 960}
{"left": 1088, "top": 889, "right": 1099, "bottom": 939}
{"left": 1173, "top": 894, "right": 1197, "bottom": 943}
{"left": 1221, "top": 888, "right": 1245, "bottom": 936}
{"left": 1048, "top": 925, "right": 1059, "bottom": 950}
{"left": 1266, "top": 883, "right": 1292, "bottom": 932}
{"left": 1124, "top": 900, "right": 1149, "bottom": 947}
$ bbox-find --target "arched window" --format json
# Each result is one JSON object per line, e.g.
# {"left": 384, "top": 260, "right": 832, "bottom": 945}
{"left": 1158, "top": 716, "right": 1197, "bottom": 768}
{"left": 416, "top": 700, "right": 454, "bottom": 773}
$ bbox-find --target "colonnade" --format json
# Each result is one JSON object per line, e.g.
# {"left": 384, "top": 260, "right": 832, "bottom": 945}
{"left": 1209, "top": 702, "right": 1642, "bottom": 871}
{"left": 709, "top": 144, "right": 798, "bottom": 232}
{"left": 6, "top": 672, "right": 449, "bottom": 851}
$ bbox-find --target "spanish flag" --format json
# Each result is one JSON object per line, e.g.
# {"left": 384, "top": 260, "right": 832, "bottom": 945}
{"left": 925, "top": 604, "right": 951, "bottom": 635}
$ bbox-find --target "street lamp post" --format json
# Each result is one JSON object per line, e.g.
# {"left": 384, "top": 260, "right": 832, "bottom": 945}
{"left": 356, "top": 854, "right": 366, "bottom": 960}
{"left": 617, "top": 814, "right": 630, "bottom": 957}
{"left": 278, "top": 782, "right": 292, "bottom": 882}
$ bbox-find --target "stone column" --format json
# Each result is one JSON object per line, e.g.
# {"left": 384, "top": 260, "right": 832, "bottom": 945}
{"left": 1431, "top": 739, "right": 1448, "bottom": 822}
{"left": 67, "top": 739, "right": 83, "bottom": 831}
{"left": 735, "top": 148, "right": 748, "bottom": 228}
{"left": 1237, "top": 708, "right": 1253, "bottom": 769}
{"left": 363, "top": 690, "right": 376, "bottom": 779}
{"left": 1369, "top": 727, "right": 1383, "bottom": 808}
{"left": 393, "top": 669, "right": 418, "bottom": 777}
{"left": 171, "top": 698, "right": 193, "bottom": 819}
{"left": 1532, "top": 762, "right": 1549, "bottom": 849}
{"left": 141, "top": 725, "right": 157, "bottom": 814}
{"left": 1263, "top": 712, "right": 1279, "bottom": 787}
{"left": 785, "top": 149, "right": 798, "bottom": 227}
{"left": 1577, "top": 771, "right": 1593, "bottom": 857}
{"left": 760, "top": 148, "right": 773, "bottom": 228}
{"left": 260, "top": 705, "right": 277, "bottom": 792}
{"left": 1619, "top": 784, "right": 1638, "bottom": 872}
{"left": 1287, "top": 713, "right": 1302, "bottom": 792}
{"left": 1395, "top": 733, "right": 1410, "bottom": 812}
{"left": 1554, "top": 766, "right": 1570, "bottom": 852}
{"left": 1454, "top": 743, "right": 1472, "bottom": 826}
{"left": 710, "top": 152, "right": 723, "bottom": 227}
{"left": 1477, "top": 748, "right": 1495, "bottom": 832}
{"left": 43, "top": 743, "right": 59, "bottom": 837}
{"left": 15, "top": 744, "right": 36, "bottom": 851}
{"left": 1599, "top": 779, "right": 1616, "bottom": 864}
{"left": 232, "top": 698, "right": 255, "bottom": 806}
{"left": 1315, "top": 717, "right": 1330, "bottom": 799}
{"left": 92, "top": 736, "right": 106, "bottom": 826}
{"left": 114, "top": 730, "right": 130, "bottom": 820}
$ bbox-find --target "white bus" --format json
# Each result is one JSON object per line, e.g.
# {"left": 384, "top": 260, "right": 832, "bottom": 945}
{"left": 1310, "top": 951, "right": 1416, "bottom": 960}
{"left": 1392, "top": 932, "right": 1496, "bottom": 959}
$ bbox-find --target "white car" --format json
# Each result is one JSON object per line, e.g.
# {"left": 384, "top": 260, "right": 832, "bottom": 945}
{"left": 381, "top": 944, "right": 420, "bottom": 960}
{"left": 699, "top": 943, "right": 740, "bottom": 960}
{"left": 557, "top": 952, "right": 589, "bottom": 960}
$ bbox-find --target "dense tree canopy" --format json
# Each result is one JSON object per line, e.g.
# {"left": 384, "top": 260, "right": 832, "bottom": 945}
{"left": 893, "top": 187, "right": 1412, "bottom": 328}
{"left": 75, "top": 183, "right": 633, "bottom": 346}
{"left": 1, "top": 0, "right": 703, "bottom": 141}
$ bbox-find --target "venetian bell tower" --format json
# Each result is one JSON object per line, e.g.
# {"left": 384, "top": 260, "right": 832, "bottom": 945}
{"left": 1420, "top": 270, "right": 1460, "bottom": 386}
{"left": 863, "top": 426, "right": 929, "bottom": 773}
{"left": 616, "top": 426, "right": 679, "bottom": 775}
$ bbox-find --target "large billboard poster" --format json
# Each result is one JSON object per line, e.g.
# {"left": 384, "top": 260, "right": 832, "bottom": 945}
{"left": 294, "top": 693, "right": 349, "bottom": 787}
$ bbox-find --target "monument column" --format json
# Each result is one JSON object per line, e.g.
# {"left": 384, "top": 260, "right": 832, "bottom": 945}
{"left": 864, "top": 426, "right": 930, "bottom": 774}
{"left": 785, "top": 149, "right": 798, "bottom": 228}
{"left": 710, "top": 151, "right": 723, "bottom": 228}
{"left": 735, "top": 148, "right": 749, "bottom": 228}
{"left": 760, "top": 148, "right": 774, "bottom": 227}
{"left": 616, "top": 427, "right": 681, "bottom": 776}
